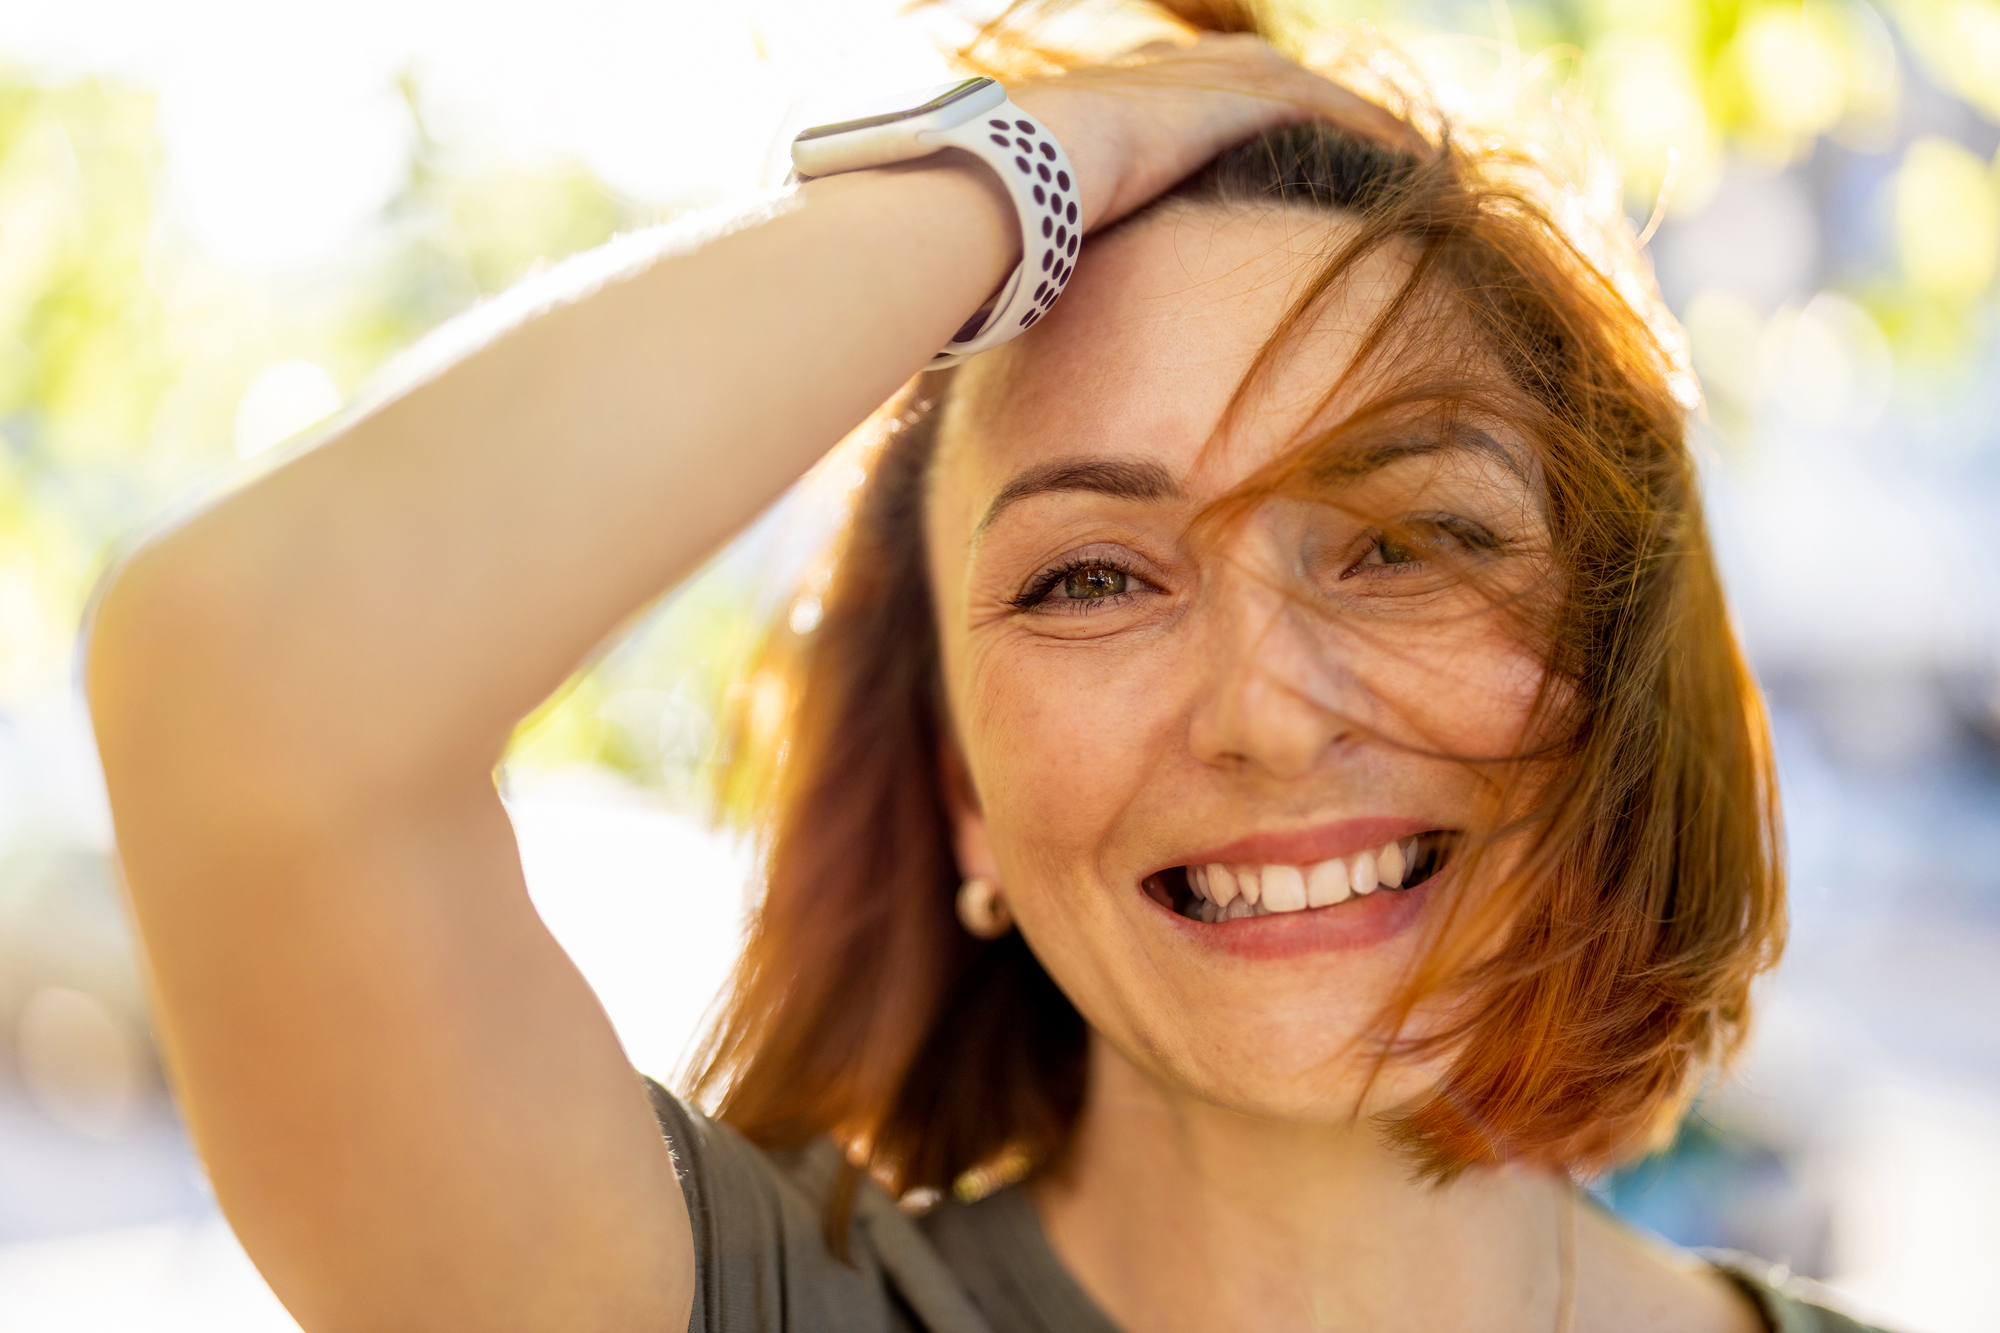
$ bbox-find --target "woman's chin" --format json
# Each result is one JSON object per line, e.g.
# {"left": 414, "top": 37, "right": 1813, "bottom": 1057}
{"left": 1120, "top": 1022, "right": 1444, "bottom": 1127}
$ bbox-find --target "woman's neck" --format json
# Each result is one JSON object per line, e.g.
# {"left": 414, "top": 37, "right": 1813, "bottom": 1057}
{"left": 1029, "top": 1037, "right": 1762, "bottom": 1333}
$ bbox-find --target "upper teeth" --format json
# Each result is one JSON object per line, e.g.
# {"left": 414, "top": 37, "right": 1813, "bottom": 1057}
{"left": 1185, "top": 839, "right": 1417, "bottom": 923}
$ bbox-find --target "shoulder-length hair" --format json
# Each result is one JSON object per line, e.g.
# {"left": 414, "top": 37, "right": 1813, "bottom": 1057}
{"left": 689, "top": 0, "right": 1784, "bottom": 1224}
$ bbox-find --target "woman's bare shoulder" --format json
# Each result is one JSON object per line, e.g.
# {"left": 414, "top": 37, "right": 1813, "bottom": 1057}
{"left": 1570, "top": 1198, "right": 1768, "bottom": 1333}
{"left": 1572, "top": 1201, "right": 1900, "bottom": 1333}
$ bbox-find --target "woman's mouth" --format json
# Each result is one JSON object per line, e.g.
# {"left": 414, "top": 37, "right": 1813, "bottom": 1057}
{"left": 1146, "top": 831, "right": 1457, "bottom": 923}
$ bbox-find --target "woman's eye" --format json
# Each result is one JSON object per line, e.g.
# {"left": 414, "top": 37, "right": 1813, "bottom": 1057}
{"left": 1352, "top": 533, "right": 1432, "bottom": 572}
{"left": 1374, "top": 536, "right": 1420, "bottom": 566}
{"left": 1062, "top": 566, "right": 1128, "bottom": 599}
{"left": 1010, "top": 556, "right": 1148, "bottom": 613}
{"left": 1345, "top": 518, "right": 1496, "bottom": 579}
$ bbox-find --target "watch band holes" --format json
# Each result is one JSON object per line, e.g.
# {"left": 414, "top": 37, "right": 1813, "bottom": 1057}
{"left": 954, "top": 111, "right": 1075, "bottom": 354}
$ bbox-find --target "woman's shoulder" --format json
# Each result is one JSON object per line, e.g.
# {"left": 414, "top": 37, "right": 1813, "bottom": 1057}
{"left": 1575, "top": 1193, "right": 1899, "bottom": 1333}
{"left": 1702, "top": 1250, "right": 1905, "bottom": 1333}
{"left": 642, "top": 1077, "right": 995, "bottom": 1333}
{"left": 644, "top": 1092, "right": 1905, "bottom": 1333}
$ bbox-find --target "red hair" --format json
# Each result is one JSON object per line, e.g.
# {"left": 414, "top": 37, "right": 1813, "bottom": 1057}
{"left": 690, "top": 0, "right": 1785, "bottom": 1221}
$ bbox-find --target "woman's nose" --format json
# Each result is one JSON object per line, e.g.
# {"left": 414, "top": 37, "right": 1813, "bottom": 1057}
{"left": 1185, "top": 586, "right": 1362, "bottom": 782}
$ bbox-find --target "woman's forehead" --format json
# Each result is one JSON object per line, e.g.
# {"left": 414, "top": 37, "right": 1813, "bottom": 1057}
{"left": 931, "top": 206, "right": 1437, "bottom": 529}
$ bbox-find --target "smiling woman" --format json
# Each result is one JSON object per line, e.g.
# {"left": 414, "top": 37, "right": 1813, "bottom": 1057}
{"left": 85, "top": 1, "right": 1878, "bottom": 1332}
{"left": 706, "top": 114, "right": 1774, "bottom": 1201}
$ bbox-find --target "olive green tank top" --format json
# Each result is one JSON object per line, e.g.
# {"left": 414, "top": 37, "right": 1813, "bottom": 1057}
{"left": 645, "top": 1080, "right": 1893, "bottom": 1333}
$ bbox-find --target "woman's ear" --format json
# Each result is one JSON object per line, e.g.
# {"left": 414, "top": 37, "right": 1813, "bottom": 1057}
{"left": 939, "top": 740, "right": 1001, "bottom": 883}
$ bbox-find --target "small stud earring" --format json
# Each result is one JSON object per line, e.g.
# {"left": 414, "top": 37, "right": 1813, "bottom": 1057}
{"left": 955, "top": 875, "right": 1013, "bottom": 939}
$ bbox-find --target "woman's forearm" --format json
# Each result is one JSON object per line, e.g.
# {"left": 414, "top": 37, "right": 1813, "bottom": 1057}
{"left": 91, "top": 160, "right": 1014, "bottom": 814}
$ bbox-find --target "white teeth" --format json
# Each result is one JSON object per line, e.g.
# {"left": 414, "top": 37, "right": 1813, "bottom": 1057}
{"left": 1306, "top": 856, "right": 1351, "bottom": 907}
{"left": 1208, "top": 864, "right": 1239, "bottom": 908}
{"left": 1180, "top": 837, "right": 1437, "bottom": 923}
{"left": 1260, "top": 864, "right": 1306, "bottom": 913}
{"left": 1378, "top": 839, "right": 1406, "bottom": 889}
{"left": 1236, "top": 865, "right": 1262, "bottom": 906}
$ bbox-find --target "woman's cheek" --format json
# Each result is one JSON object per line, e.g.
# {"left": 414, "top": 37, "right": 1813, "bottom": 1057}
{"left": 962, "top": 636, "right": 1175, "bottom": 878}
{"left": 1364, "top": 619, "right": 1547, "bottom": 759}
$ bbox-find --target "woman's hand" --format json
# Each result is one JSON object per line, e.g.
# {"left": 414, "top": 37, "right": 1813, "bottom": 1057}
{"left": 1013, "top": 34, "right": 1421, "bottom": 233}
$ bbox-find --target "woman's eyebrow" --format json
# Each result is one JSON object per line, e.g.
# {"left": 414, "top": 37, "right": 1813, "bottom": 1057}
{"left": 977, "top": 456, "right": 1179, "bottom": 534}
{"left": 1314, "top": 425, "right": 1528, "bottom": 483}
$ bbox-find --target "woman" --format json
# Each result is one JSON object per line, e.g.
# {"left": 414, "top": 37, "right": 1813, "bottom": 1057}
{"left": 87, "top": 2, "right": 1886, "bottom": 1330}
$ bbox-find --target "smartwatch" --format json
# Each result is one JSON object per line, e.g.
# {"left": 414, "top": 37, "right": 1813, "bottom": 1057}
{"left": 792, "top": 77, "right": 1080, "bottom": 367}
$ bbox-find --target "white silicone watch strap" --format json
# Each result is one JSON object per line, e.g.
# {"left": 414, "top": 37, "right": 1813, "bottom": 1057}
{"left": 926, "top": 100, "right": 1080, "bottom": 367}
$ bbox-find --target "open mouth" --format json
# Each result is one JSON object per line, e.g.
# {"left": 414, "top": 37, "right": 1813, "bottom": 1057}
{"left": 1146, "top": 831, "right": 1458, "bottom": 923}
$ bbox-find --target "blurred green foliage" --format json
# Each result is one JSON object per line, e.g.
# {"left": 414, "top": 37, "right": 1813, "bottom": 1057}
{"left": 0, "top": 76, "right": 162, "bottom": 699}
{"left": 0, "top": 59, "right": 796, "bottom": 801}
{"left": 0, "top": 66, "right": 657, "bottom": 730}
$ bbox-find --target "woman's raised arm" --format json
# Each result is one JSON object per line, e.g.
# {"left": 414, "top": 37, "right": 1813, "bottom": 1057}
{"left": 84, "top": 37, "right": 1406, "bottom": 1332}
{"left": 89, "top": 158, "right": 1032, "bottom": 1333}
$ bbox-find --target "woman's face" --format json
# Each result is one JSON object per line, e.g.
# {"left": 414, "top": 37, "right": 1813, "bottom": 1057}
{"left": 926, "top": 205, "right": 1551, "bottom": 1121}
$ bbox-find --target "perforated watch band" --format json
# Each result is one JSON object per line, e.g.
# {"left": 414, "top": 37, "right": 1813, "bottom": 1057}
{"left": 924, "top": 100, "right": 1080, "bottom": 367}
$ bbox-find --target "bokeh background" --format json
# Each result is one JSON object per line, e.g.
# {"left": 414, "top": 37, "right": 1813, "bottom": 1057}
{"left": 0, "top": 0, "right": 1996, "bottom": 1328}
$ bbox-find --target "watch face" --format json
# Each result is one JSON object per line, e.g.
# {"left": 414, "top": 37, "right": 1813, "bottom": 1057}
{"left": 794, "top": 78, "right": 996, "bottom": 141}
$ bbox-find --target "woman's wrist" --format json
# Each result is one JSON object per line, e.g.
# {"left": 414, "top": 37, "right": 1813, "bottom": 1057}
{"left": 1008, "top": 85, "right": 1121, "bottom": 234}
{"left": 798, "top": 152, "right": 1023, "bottom": 280}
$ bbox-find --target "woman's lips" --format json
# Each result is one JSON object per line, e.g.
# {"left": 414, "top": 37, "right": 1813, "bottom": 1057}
{"left": 1134, "top": 820, "right": 1456, "bottom": 960}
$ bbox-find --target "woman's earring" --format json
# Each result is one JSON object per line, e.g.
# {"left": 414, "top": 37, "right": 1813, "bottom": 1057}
{"left": 955, "top": 875, "right": 1013, "bottom": 939}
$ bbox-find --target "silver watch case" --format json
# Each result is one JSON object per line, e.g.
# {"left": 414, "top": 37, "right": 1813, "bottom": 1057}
{"left": 791, "top": 78, "right": 1008, "bottom": 178}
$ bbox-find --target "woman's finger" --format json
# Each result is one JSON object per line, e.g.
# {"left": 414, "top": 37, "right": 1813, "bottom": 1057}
{"left": 1119, "top": 38, "right": 1189, "bottom": 59}
{"left": 1229, "top": 51, "right": 1425, "bottom": 155}
{"left": 1315, "top": 84, "right": 1431, "bottom": 157}
{"left": 1150, "top": 37, "right": 1429, "bottom": 157}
